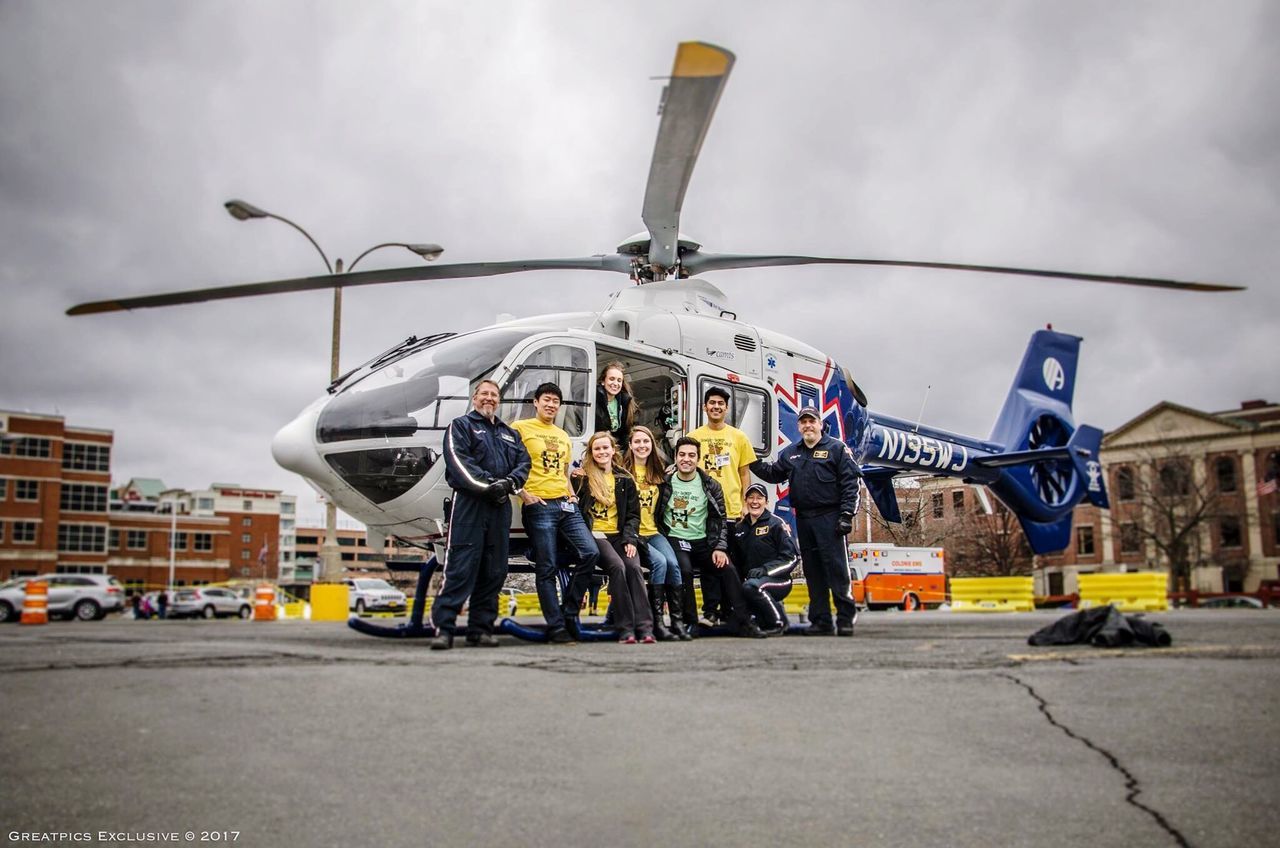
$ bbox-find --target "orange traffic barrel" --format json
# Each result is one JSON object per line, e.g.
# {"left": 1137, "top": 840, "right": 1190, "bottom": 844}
{"left": 20, "top": 579, "right": 49, "bottom": 625}
{"left": 253, "top": 584, "right": 277, "bottom": 621}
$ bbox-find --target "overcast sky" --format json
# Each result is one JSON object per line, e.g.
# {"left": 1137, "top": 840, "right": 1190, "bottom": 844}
{"left": 2, "top": 0, "right": 1276, "bottom": 526}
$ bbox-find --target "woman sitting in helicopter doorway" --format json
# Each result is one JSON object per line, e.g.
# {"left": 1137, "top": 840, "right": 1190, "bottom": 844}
{"left": 623, "top": 425, "right": 690, "bottom": 642}
{"left": 572, "top": 431, "right": 656, "bottom": 644}
{"left": 595, "top": 360, "right": 637, "bottom": 447}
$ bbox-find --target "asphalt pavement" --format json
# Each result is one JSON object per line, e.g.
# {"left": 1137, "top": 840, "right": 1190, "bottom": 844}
{"left": 2, "top": 609, "right": 1277, "bottom": 848}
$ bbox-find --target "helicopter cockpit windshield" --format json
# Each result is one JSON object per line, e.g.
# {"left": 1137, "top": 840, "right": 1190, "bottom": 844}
{"left": 316, "top": 327, "right": 538, "bottom": 444}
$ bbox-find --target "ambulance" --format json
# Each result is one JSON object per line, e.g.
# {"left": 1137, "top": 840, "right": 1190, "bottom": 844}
{"left": 848, "top": 544, "right": 947, "bottom": 611}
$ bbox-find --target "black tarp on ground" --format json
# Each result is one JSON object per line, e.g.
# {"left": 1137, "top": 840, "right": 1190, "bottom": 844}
{"left": 1028, "top": 604, "right": 1172, "bottom": 647}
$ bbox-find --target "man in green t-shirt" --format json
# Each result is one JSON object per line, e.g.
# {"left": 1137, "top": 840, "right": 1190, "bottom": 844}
{"left": 658, "top": 436, "right": 765, "bottom": 638}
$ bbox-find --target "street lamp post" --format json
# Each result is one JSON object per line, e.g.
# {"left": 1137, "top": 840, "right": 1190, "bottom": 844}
{"left": 224, "top": 200, "right": 442, "bottom": 585}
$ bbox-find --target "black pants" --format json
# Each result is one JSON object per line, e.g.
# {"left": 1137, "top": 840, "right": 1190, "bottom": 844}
{"left": 797, "top": 511, "right": 857, "bottom": 629}
{"left": 672, "top": 537, "right": 747, "bottom": 630}
{"left": 743, "top": 576, "right": 792, "bottom": 630}
{"left": 431, "top": 491, "right": 511, "bottom": 636}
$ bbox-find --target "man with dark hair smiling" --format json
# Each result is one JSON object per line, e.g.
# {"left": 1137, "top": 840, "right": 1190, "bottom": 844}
{"left": 431, "top": 379, "right": 531, "bottom": 651}
{"left": 659, "top": 435, "right": 765, "bottom": 639}
{"left": 511, "top": 381, "right": 598, "bottom": 643}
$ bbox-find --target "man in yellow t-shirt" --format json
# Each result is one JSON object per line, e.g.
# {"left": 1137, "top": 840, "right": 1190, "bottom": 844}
{"left": 686, "top": 385, "right": 758, "bottom": 626}
{"left": 510, "top": 382, "right": 599, "bottom": 643}
{"left": 687, "top": 385, "right": 758, "bottom": 520}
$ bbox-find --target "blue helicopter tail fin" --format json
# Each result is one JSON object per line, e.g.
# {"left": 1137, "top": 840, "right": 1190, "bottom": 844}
{"left": 988, "top": 329, "right": 1079, "bottom": 450}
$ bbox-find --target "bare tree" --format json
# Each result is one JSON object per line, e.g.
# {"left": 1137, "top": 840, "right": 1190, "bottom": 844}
{"left": 946, "top": 494, "right": 1033, "bottom": 577}
{"left": 868, "top": 481, "right": 955, "bottom": 547}
{"left": 1109, "top": 451, "right": 1227, "bottom": 591}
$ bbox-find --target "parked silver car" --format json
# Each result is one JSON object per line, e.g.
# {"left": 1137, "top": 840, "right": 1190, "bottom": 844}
{"left": 167, "top": 587, "right": 254, "bottom": 619}
{"left": 0, "top": 574, "right": 125, "bottom": 622}
{"left": 345, "top": 578, "right": 407, "bottom": 614}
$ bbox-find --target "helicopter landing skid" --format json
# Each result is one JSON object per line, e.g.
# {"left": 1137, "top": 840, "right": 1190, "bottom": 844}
{"left": 347, "top": 554, "right": 440, "bottom": 639}
{"left": 498, "top": 618, "right": 622, "bottom": 642}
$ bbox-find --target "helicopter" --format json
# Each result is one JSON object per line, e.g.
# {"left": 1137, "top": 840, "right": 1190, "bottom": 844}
{"left": 68, "top": 42, "right": 1239, "bottom": 628}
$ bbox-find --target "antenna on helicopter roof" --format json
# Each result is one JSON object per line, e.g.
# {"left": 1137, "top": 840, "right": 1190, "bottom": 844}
{"left": 912, "top": 385, "right": 932, "bottom": 433}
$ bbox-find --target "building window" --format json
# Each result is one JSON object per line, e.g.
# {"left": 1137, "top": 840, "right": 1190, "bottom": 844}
{"left": 1, "top": 437, "right": 52, "bottom": 458}
{"left": 0, "top": 479, "right": 7, "bottom": 500}
{"left": 952, "top": 490, "right": 965, "bottom": 514}
{"left": 54, "top": 566, "right": 105, "bottom": 576}
{"left": 281, "top": 519, "right": 294, "bottom": 530}
{"left": 281, "top": 535, "right": 294, "bottom": 546}
{"left": 241, "top": 533, "right": 251, "bottom": 543}
{"left": 126, "top": 529, "right": 147, "bottom": 550}
{"left": 1115, "top": 467, "right": 1135, "bottom": 501}
{"left": 242, "top": 500, "right": 253, "bottom": 511}
{"left": 338, "top": 537, "right": 357, "bottom": 547}
{"left": 57, "top": 523, "right": 107, "bottom": 553}
{"left": 1219, "top": 516, "right": 1242, "bottom": 549}
{"left": 281, "top": 502, "right": 295, "bottom": 515}
{"left": 1216, "top": 457, "right": 1237, "bottom": 493}
{"left": 197, "top": 497, "right": 214, "bottom": 511}
{"left": 1120, "top": 522, "right": 1141, "bottom": 554}
{"left": 242, "top": 517, "right": 252, "bottom": 527}
{"left": 1158, "top": 462, "right": 1191, "bottom": 497}
{"left": 241, "top": 549, "right": 251, "bottom": 559}
{"left": 59, "top": 483, "right": 109, "bottom": 513}
{"left": 109, "top": 530, "right": 122, "bottom": 551}
{"left": 0, "top": 523, "right": 4, "bottom": 543}
{"left": 931, "top": 492, "right": 944, "bottom": 519}
{"left": 15, "top": 480, "right": 39, "bottom": 501}
{"left": 12, "top": 522, "right": 38, "bottom": 544}
{"left": 171, "top": 532, "right": 188, "bottom": 551}
{"left": 341, "top": 552, "right": 355, "bottom": 561}
{"left": 1076, "top": 526, "right": 1095, "bottom": 556}
{"left": 194, "top": 533, "right": 213, "bottom": 552}
{"left": 281, "top": 551, "right": 293, "bottom": 562}
{"left": 61, "top": 443, "right": 110, "bottom": 472}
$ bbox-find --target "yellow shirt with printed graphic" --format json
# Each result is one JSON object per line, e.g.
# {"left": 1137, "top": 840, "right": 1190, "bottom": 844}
{"left": 588, "top": 472, "right": 619, "bottom": 534}
{"left": 633, "top": 465, "right": 660, "bottom": 537}
{"left": 687, "top": 423, "right": 757, "bottom": 519}
{"left": 511, "top": 417, "right": 573, "bottom": 499}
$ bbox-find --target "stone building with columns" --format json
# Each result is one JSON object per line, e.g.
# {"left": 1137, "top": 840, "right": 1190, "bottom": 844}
{"left": 1036, "top": 399, "right": 1279, "bottom": 594}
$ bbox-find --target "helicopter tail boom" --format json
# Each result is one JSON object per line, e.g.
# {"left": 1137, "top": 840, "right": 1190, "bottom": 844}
{"left": 862, "top": 329, "right": 1109, "bottom": 554}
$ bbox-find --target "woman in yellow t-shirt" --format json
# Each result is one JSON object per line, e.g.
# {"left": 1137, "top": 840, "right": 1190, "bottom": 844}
{"left": 623, "top": 426, "right": 689, "bottom": 641}
{"left": 572, "top": 431, "right": 654, "bottom": 644}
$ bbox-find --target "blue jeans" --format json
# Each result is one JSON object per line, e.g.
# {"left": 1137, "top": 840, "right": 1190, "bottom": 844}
{"left": 522, "top": 499, "right": 598, "bottom": 631}
{"left": 641, "top": 534, "right": 682, "bottom": 587}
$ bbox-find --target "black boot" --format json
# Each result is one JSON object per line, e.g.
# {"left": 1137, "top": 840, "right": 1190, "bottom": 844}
{"left": 667, "top": 583, "right": 692, "bottom": 641}
{"left": 649, "top": 585, "right": 673, "bottom": 641}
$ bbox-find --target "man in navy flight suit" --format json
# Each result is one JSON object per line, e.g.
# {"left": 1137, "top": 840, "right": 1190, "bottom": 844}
{"left": 431, "top": 379, "right": 531, "bottom": 650}
{"left": 751, "top": 405, "right": 862, "bottom": 635}
{"left": 731, "top": 482, "right": 800, "bottom": 636}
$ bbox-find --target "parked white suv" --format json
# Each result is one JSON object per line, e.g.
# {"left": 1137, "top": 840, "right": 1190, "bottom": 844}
{"left": 345, "top": 578, "right": 407, "bottom": 614}
{"left": 0, "top": 574, "right": 125, "bottom": 622}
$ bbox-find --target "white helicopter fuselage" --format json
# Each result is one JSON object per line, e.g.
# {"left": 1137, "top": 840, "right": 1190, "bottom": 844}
{"left": 271, "top": 279, "right": 867, "bottom": 552}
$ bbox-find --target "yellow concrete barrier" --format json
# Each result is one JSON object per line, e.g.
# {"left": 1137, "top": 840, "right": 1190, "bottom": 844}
{"left": 949, "top": 576, "right": 1034, "bottom": 612}
{"left": 782, "top": 583, "right": 810, "bottom": 615}
{"left": 1078, "top": 572, "right": 1168, "bottom": 612}
{"left": 310, "top": 583, "right": 350, "bottom": 621}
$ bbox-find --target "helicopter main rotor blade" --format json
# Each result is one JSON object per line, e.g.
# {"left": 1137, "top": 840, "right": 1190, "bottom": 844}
{"left": 681, "top": 252, "right": 1243, "bottom": 292}
{"left": 66, "top": 255, "right": 633, "bottom": 316}
{"left": 642, "top": 42, "right": 735, "bottom": 273}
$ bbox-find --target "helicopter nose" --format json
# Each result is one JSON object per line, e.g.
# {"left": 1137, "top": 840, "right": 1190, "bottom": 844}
{"left": 271, "top": 399, "right": 328, "bottom": 481}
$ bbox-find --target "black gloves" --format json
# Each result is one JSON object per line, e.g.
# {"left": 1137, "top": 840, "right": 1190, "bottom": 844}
{"left": 837, "top": 513, "right": 854, "bottom": 536}
{"left": 484, "top": 478, "right": 514, "bottom": 504}
{"left": 747, "top": 568, "right": 766, "bottom": 580}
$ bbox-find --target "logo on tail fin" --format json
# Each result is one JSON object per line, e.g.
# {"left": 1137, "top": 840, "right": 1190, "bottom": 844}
{"left": 1042, "top": 357, "right": 1066, "bottom": 392}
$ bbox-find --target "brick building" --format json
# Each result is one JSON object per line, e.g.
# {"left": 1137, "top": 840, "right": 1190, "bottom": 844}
{"left": 1, "top": 410, "right": 113, "bottom": 580}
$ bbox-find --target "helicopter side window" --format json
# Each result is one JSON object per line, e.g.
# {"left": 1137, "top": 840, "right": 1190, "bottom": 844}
{"left": 696, "top": 377, "right": 770, "bottom": 454}
{"left": 596, "top": 347, "right": 686, "bottom": 456}
{"left": 499, "top": 344, "right": 591, "bottom": 436}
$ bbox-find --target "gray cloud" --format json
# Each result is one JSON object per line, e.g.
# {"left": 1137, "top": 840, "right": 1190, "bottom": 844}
{"left": 2, "top": 0, "right": 1276, "bottom": 525}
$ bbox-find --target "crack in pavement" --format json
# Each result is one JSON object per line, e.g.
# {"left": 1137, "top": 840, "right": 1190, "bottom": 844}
{"left": 999, "top": 672, "right": 1192, "bottom": 848}
{"left": 0, "top": 651, "right": 417, "bottom": 673}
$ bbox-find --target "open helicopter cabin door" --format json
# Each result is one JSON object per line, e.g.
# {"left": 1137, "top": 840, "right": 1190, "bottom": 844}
{"left": 595, "top": 345, "right": 687, "bottom": 458}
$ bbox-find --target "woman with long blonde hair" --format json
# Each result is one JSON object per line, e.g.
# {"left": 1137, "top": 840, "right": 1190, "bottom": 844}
{"left": 622, "top": 425, "right": 689, "bottom": 641}
{"left": 571, "top": 431, "right": 655, "bottom": 643}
